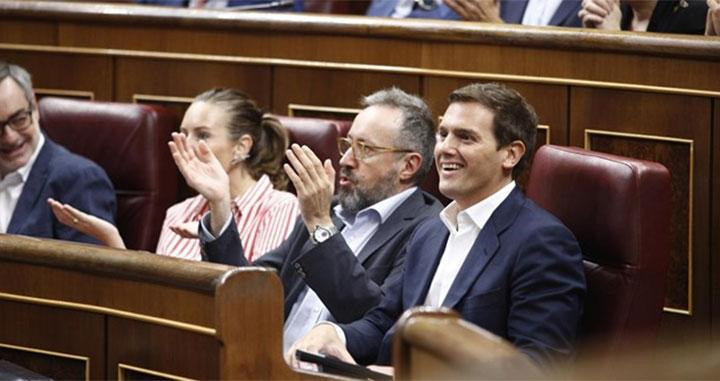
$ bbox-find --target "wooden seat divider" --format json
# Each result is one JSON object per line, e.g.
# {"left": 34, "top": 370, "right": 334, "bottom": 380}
{"left": 0, "top": 234, "right": 325, "bottom": 380}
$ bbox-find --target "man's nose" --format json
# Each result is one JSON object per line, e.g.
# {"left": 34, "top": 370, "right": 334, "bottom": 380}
{"left": 338, "top": 147, "right": 356, "bottom": 167}
{"left": 0, "top": 125, "right": 20, "bottom": 141}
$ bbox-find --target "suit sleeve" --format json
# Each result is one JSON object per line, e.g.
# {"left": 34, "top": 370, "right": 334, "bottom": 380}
{"left": 293, "top": 192, "right": 439, "bottom": 323}
{"left": 54, "top": 164, "right": 116, "bottom": 244}
{"left": 293, "top": 220, "right": 414, "bottom": 323}
{"left": 507, "top": 224, "right": 586, "bottom": 365}
{"left": 338, "top": 251, "right": 408, "bottom": 365}
{"left": 200, "top": 213, "right": 303, "bottom": 271}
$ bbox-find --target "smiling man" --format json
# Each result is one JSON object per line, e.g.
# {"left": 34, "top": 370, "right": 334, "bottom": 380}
{"left": 288, "top": 83, "right": 586, "bottom": 369}
{"left": 169, "top": 87, "right": 442, "bottom": 353}
{"left": 0, "top": 61, "right": 115, "bottom": 242}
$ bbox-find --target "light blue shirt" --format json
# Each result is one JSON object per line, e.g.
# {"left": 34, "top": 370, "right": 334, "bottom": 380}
{"left": 282, "top": 186, "right": 417, "bottom": 353}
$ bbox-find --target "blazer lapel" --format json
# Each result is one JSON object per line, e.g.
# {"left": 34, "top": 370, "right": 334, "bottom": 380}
{"left": 500, "top": 0, "right": 528, "bottom": 23}
{"left": 407, "top": 223, "right": 449, "bottom": 306}
{"left": 356, "top": 189, "right": 426, "bottom": 264}
{"left": 549, "top": 0, "right": 579, "bottom": 26}
{"left": 441, "top": 224, "right": 500, "bottom": 308}
{"left": 442, "top": 188, "right": 525, "bottom": 308}
{"left": 7, "top": 139, "right": 53, "bottom": 234}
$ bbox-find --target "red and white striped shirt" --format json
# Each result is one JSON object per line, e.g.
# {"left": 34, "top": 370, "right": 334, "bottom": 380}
{"left": 156, "top": 175, "right": 299, "bottom": 262}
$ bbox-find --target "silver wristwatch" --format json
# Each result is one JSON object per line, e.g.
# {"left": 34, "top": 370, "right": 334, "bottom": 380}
{"left": 311, "top": 224, "right": 339, "bottom": 244}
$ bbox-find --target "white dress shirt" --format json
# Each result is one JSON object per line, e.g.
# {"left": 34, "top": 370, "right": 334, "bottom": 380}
{"left": 0, "top": 134, "right": 45, "bottom": 233}
{"left": 521, "top": 0, "right": 563, "bottom": 26}
{"left": 283, "top": 186, "right": 417, "bottom": 353}
{"left": 424, "top": 181, "right": 515, "bottom": 307}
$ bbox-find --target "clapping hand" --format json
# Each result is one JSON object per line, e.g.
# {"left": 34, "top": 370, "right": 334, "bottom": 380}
{"left": 168, "top": 132, "right": 232, "bottom": 236}
{"left": 445, "top": 0, "right": 503, "bottom": 23}
{"left": 283, "top": 144, "right": 336, "bottom": 234}
{"left": 707, "top": 0, "right": 720, "bottom": 35}
{"left": 579, "top": 0, "right": 622, "bottom": 30}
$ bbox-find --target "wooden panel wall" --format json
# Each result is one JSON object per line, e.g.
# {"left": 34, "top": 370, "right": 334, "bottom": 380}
{"left": 0, "top": 0, "right": 718, "bottom": 350}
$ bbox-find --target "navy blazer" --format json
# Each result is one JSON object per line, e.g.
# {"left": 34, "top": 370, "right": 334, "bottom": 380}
{"left": 201, "top": 188, "right": 443, "bottom": 323}
{"left": 341, "top": 188, "right": 586, "bottom": 365}
{"left": 7, "top": 136, "right": 116, "bottom": 244}
{"left": 367, "top": 0, "right": 582, "bottom": 27}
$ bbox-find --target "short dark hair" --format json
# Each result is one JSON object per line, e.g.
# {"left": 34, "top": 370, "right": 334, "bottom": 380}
{"left": 194, "top": 88, "right": 289, "bottom": 190}
{"left": 449, "top": 83, "right": 538, "bottom": 179}
{"left": 361, "top": 87, "right": 435, "bottom": 184}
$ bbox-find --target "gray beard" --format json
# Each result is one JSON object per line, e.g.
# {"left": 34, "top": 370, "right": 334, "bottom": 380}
{"left": 337, "top": 169, "right": 399, "bottom": 215}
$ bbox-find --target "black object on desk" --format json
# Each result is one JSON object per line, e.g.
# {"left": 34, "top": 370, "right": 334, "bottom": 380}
{"left": 295, "top": 350, "right": 392, "bottom": 380}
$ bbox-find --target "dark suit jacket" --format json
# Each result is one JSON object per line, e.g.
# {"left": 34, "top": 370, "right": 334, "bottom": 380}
{"left": 7, "top": 136, "right": 116, "bottom": 244}
{"left": 201, "top": 188, "right": 442, "bottom": 323}
{"left": 367, "top": 0, "right": 582, "bottom": 27}
{"left": 620, "top": 0, "right": 708, "bottom": 34}
{"left": 341, "top": 188, "right": 586, "bottom": 365}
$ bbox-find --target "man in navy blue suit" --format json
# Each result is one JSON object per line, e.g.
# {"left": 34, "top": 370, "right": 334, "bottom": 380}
{"left": 0, "top": 61, "right": 115, "bottom": 243}
{"left": 367, "top": 0, "right": 582, "bottom": 27}
{"left": 287, "top": 82, "right": 586, "bottom": 369}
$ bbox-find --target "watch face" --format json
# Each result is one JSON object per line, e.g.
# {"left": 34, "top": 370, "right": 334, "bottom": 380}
{"left": 312, "top": 225, "right": 335, "bottom": 243}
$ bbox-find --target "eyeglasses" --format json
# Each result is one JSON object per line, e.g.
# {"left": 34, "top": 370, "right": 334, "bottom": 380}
{"left": 337, "top": 137, "right": 414, "bottom": 160}
{"left": 0, "top": 109, "right": 33, "bottom": 136}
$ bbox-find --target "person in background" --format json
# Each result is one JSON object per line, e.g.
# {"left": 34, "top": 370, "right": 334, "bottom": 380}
{"left": 50, "top": 88, "right": 299, "bottom": 262}
{"left": 287, "top": 83, "right": 585, "bottom": 372}
{"left": 579, "top": 0, "right": 708, "bottom": 34}
{"left": 0, "top": 61, "right": 115, "bottom": 243}
{"left": 170, "top": 87, "right": 442, "bottom": 353}
{"left": 366, "top": 0, "right": 583, "bottom": 27}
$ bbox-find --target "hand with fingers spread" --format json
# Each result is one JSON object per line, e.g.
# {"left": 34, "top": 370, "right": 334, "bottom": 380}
{"left": 579, "top": 0, "right": 622, "bottom": 29}
{"left": 708, "top": 0, "right": 720, "bottom": 35}
{"left": 168, "top": 132, "right": 232, "bottom": 235}
{"left": 445, "top": 0, "right": 503, "bottom": 22}
{"left": 169, "top": 221, "right": 199, "bottom": 239}
{"left": 283, "top": 144, "right": 336, "bottom": 234}
{"left": 47, "top": 198, "right": 126, "bottom": 249}
{"left": 285, "top": 324, "right": 355, "bottom": 369}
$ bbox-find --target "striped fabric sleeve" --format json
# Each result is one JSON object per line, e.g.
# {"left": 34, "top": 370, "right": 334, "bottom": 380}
{"left": 250, "top": 192, "right": 300, "bottom": 260}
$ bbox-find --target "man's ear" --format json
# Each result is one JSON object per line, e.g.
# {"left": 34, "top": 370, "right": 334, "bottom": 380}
{"left": 501, "top": 140, "right": 526, "bottom": 172}
{"left": 398, "top": 152, "right": 423, "bottom": 183}
{"left": 31, "top": 94, "right": 40, "bottom": 121}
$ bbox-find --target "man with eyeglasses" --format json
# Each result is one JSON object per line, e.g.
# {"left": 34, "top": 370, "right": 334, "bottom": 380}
{"left": 169, "top": 87, "right": 442, "bottom": 353}
{"left": 0, "top": 61, "right": 115, "bottom": 242}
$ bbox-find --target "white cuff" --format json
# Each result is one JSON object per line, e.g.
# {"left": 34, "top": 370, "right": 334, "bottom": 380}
{"left": 200, "top": 211, "right": 233, "bottom": 241}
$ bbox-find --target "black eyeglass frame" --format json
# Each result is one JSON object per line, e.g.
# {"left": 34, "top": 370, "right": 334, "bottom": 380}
{"left": 0, "top": 109, "right": 34, "bottom": 136}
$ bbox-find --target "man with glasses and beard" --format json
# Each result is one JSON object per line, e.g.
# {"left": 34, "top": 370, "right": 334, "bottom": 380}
{"left": 0, "top": 61, "right": 115, "bottom": 243}
{"left": 169, "top": 87, "right": 442, "bottom": 353}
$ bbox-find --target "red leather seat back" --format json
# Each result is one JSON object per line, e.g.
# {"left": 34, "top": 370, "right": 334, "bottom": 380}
{"left": 334, "top": 119, "right": 352, "bottom": 137}
{"left": 275, "top": 115, "right": 342, "bottom": 186}
{"left": 39, "top": 97, "right": 179, "bottom": 251}
{"left": 526, "top": 145, "right": 671, "bottom": 359}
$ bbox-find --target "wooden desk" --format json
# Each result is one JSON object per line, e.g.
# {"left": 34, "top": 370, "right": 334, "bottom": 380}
{"left": 0, "top": 234, "right": 320, "bottom": 380}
